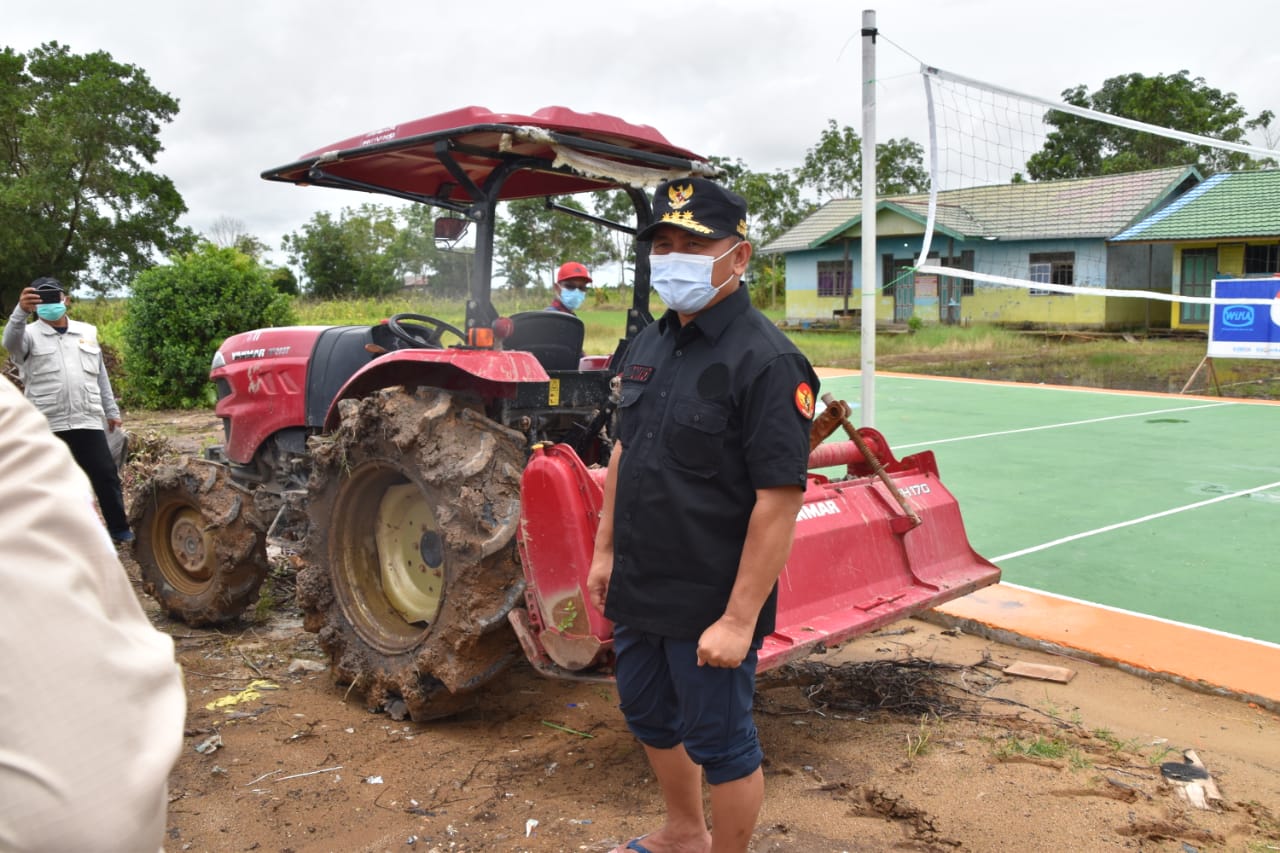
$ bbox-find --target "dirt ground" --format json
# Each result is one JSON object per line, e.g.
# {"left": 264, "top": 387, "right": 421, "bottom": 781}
{"left": 120, "top": 408, "right": 1280, "bottom": 853}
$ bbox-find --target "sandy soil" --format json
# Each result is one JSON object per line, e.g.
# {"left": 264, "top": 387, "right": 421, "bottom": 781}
{"left": 121, "top": 409, "right": 1280, "bottom": 852}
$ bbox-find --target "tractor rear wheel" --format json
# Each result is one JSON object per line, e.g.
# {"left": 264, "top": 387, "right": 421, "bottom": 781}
{"left": 297, "top": 387, "right": 527, "bottom": 721}
{"left": 129, "top": 457, "right": 269, "bottom": 626}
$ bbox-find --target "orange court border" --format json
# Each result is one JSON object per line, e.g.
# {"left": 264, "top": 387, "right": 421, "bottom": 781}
{"left": 928, "top": 583, "right": 1280, "bottom": 711}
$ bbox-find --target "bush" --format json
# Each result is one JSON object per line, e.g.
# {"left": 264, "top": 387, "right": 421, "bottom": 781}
{"left": 122, "top": 244, "right": 296, "bottom": 408}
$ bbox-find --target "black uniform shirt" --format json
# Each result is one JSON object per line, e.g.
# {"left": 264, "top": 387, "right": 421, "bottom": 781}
{"left": 604, "top": 285, "right": 819, "bottom": 642}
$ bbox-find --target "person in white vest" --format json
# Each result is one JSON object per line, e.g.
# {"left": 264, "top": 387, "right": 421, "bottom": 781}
{"left": 3, "top": 276, "right": 133, "bottom": 543}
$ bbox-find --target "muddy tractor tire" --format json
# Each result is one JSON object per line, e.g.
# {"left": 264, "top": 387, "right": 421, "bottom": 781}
{"left": 297, "top": 387, "right": 527, "bottom": 721}
{"left": 128, "top": 457, "right": 270, "bottom": 626}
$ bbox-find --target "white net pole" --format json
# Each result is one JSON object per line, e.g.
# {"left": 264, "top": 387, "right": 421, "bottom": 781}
{"left": 860, "top": 9, "right": 878, "bottom": 427}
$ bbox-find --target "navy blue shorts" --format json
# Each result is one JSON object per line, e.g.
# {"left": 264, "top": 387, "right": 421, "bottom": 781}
{"left": 612, "top": 624, "right": 762, "bottom": 785}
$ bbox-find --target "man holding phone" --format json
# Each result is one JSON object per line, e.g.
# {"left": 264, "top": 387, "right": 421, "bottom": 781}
{"left": 4, "top": 277, "right": 133, "bottom": 544}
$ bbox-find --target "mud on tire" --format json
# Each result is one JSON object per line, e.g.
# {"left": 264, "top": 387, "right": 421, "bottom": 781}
{"left": 128, "top": 457, "right": 269, "bottom": 626}
{"left": 297, "top": 387, "right": 527, "bottom": 721}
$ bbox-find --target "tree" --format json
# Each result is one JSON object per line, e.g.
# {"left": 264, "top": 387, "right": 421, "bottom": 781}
{"left": 0, "top": 42, "right": 192, "bottom": 311}
{"left": 795, "top": 120, "right": 929, "bottom": 201}
{"left": 396, "top": 204, "right": 469, "bottom": 297}
{"left": 797, "top": 120, "right": 863, "bottom": 200}
{"left": 495, "top": 197, "right": 608, "bottom": 289}
{"left": 209, "top": 215, "right": 297, "bottom": 295}
{"left": 709, "top": 156, "right": 812, "bottom": 246}
{"left": 1025, "top": 71, "right": 1277, "bottom": 179}
{"left": 875, "top": 138, "right": 931, "bottom": 195}
{"left": 283, "top": 203, "right": 481, "bottom": 299}
{"left": 590, "top": 190, "right": 637, "bottom": 287}
{"left": 207, "top": 215, "right": 268, "bottom": 259}
{"left": 282, "top": 204, "right": 403, "bottom": 298}
{"left": 268, "top": 266, "right": 299, "bottom": 296}
{"left": 706, "top": 156, "right": 815, "bottom": 309}
{"left": 1254, "top": 110, "right": 1278, "bottom": 150}
{"left": 122, "top": 244, "right": 295, "bottom": 408}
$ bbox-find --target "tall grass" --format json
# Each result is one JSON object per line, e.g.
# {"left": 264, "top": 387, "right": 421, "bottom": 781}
{"left": 59, "top": 292, "right": 1061, "bottom": 370}
{"left": 784, "top": 324, "right": 1033, "bottom": 369}
{"left": 60, "top": 291, "right": 1274, "bottom": 400}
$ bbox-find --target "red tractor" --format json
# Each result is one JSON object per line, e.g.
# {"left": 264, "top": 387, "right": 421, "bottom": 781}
{"left": 129, "top": 107, "right": 999, "bottom": 721}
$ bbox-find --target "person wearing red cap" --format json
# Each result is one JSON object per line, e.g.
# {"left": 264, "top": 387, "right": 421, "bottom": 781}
{"left": 549, "top": 261, "right": 592, "bottom": 315}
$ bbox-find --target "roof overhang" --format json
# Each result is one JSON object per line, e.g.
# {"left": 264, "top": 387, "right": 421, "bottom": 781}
{"left": 809, "top": 201, "right": 968, "bottom": 248}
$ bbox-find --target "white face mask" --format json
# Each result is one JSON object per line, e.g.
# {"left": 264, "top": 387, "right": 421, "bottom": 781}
{"left": 649, "top": 243, "right": 739, "bottom": 314}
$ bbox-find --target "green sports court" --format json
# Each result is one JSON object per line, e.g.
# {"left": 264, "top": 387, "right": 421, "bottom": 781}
{"left": 815, "top": 369, "right": 1280, "bottom": 648}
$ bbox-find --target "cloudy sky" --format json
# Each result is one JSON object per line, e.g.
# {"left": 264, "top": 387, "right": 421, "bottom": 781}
{"left": 8, "top": 0, "right": 1278, "bottom": 267}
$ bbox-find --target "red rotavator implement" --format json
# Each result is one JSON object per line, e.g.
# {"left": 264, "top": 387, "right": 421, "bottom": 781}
{"left": 128, "top": 105, "right": 998, "bottom": 721}
{"left": 516, "top": 425, "right": 998, "bottom": 680}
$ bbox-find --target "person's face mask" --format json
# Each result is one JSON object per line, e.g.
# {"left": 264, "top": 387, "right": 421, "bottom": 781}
{"left": 559, "top": 287, "right": 587, "bottom": 311}
{"left": 36, "top": 303, "right": 67, "bottom": 322}
{"left": 649, "top": 242, "right": 741, "bottom": 315}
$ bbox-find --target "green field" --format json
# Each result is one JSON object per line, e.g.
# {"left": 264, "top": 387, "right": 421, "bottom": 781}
{"left": 54, "top": 291, "right": 1280, "bottom": 402}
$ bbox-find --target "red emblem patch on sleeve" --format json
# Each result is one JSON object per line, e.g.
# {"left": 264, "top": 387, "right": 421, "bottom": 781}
{"left": 794, "top": 382, "right": 816, "bottom": 419}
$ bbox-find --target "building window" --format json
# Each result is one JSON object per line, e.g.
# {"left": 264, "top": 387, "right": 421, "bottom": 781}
{"left": 817, "top": 260, "right": 851, "bottom": 297}
{"left": 1028, "top": 252, "right": 1074, "bottom": 296}
{"left": 1244, "top": 243, "right": 1280, "bottom": 275}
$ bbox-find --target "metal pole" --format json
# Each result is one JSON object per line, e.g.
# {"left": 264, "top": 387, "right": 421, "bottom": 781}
{"left": 860, "top": 10, "right": 878, "bottom": 427}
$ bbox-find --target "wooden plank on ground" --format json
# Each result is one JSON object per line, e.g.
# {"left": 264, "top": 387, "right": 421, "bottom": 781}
{"left": 1003, "top": 661, "right": 1076, "bottom": 683}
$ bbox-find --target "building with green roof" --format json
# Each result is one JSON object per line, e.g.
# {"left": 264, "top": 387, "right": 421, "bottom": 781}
{"left": 1110, "top": 170, "right": 1280, "bottom": 329}
{"left": 761, "top": 167, "right": 1202, "bottom": 330}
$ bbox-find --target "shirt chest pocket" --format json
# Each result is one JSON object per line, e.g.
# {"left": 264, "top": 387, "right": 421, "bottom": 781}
{"left": 78, "top": 343, "right": 102, "bottom": 375}
{"left": 617, "top": 382, "right": 645, "bottom": 446}
{"left": 24, "top": 340, "right": 64, "bottom": 402}
{"left": 79, "top": 343, "right": 103, "bottom": 406}
{"left": 666, "top": 397, "right": 729, "bottom": 478}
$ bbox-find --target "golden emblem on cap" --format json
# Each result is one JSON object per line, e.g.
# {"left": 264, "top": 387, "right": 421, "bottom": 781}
{"left": 660, "top": 211, "right": 713, "bottom": 234}
{"left": 737, "top": 219, "right": 748, "bottom": 238}
{"left": 667, "top": 183, "right": 694, "bottom": 210}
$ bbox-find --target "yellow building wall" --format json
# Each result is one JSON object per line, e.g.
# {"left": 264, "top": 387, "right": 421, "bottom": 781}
{"left": 960, "top": 288, "right": 1108, "bottom": 327}
{"left": 786, "top": 290, "right": 895, "bottom": 323}
{"left": 791, "top": 286, "right": 1118, "bottom": 328}
{"left": 1107, "top": 296, "right": 1165, "bottom": 329}
{"left": 1219, "top": 244, "right": 1245, "bottom": 274}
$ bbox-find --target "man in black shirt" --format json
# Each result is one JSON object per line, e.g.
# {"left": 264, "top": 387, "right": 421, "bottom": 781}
{"left": 588, "top": 178, "right": 818, "bottom": 853}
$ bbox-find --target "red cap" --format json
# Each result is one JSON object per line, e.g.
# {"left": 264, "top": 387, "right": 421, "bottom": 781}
{"left": 556, "top": 261, "right": 592, "bottom": 284}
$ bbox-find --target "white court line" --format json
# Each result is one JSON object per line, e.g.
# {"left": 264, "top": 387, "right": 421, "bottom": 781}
{"left": 996, "top": 581, "right": 1280, "bottom": 651}
{"left": 896, "top": 401, "right": 1233, "bottom": 449}
{"left": 994, "top": 479, "right": 1280, "bottom": 563}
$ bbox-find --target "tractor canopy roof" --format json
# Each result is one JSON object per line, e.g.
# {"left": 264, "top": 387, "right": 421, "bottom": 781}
{"left": 261, "top": 105, "right": 713, "bottom": 206}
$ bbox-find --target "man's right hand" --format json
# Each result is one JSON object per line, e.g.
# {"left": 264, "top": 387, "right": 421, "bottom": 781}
{"left": 16, "top": 288, "right": 39, "bottom": 314}
{"left": 586, "top": 551, "right": 612, "bottom": 614}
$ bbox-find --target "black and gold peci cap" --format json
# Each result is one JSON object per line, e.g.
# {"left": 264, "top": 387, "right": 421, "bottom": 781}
{"left": 637, "top": 177, "right": 749, "bottom": 242}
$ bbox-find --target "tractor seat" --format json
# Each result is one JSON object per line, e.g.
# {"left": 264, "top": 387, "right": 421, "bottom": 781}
{"left": 505, "top": 311, "right": 585, "bottom": 372}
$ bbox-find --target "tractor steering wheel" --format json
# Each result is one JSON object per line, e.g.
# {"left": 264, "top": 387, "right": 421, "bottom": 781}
{"left": 386, "top": 313, "right": 466, "bottom": 349}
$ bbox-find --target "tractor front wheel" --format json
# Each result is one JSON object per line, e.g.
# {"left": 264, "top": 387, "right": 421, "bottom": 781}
{"left": 129, "top": 457, "right": 269, "bottom": 626}
{"left": 297, "top": 387, "right": 526, "bottom": 721}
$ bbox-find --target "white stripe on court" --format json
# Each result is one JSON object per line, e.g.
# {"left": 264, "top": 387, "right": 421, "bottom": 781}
{"left": 996, "top": 581, "right": 1280, "bottom": 651}
{"left": 896, "top": 402, "right": 1233, "bottom": 449}
{"left": 994, "top": 479, "right": 1280, "bottom": 563}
